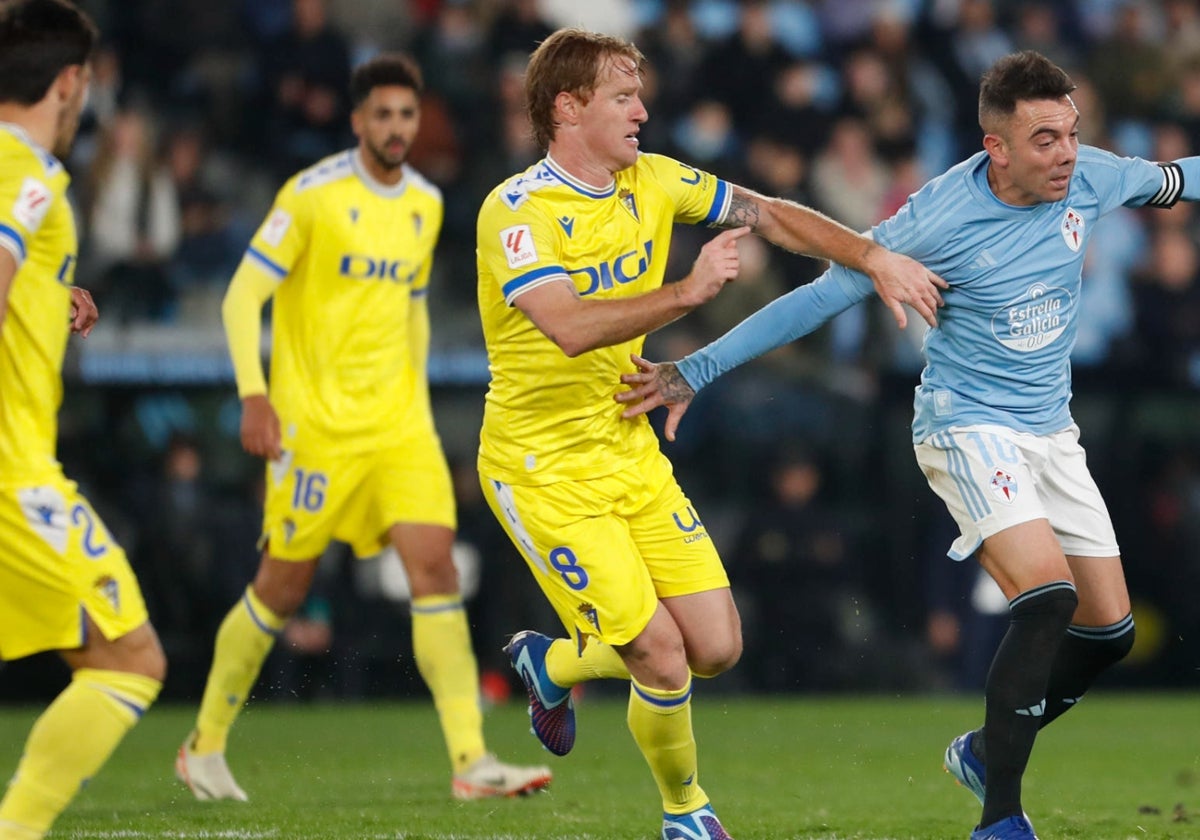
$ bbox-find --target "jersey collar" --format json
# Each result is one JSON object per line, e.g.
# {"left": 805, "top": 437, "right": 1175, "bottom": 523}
{"left": 543, "top": 154, "right": 617, "bottom": 199}
{"left": 351, "top": 148, "right": 408, "bottom": 198}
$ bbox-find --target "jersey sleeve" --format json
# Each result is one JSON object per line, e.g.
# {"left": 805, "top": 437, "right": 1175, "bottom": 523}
{"left": 477, "top": 196, "right": 567, "bottom": 305}
{"left": 677, "top": 267, "right": 872, "bottom": 391}
{"left": 0, "top": 149, "right": 64, "bottom": 269}
{"left": 1078, "top": 145, "right": 1187, "bottom": 214}
{"left": 640, "top": 153, "right": 731, "bottom": 227}
{"left": 241, "top": 177, "right": 313, "bottom": 281}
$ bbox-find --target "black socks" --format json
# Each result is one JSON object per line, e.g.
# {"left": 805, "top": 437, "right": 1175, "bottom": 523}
{"left": 980, "top": 581, "right": 1078, "bottom": 827}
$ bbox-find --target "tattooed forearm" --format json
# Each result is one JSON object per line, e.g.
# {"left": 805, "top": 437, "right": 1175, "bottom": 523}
{"left": 723, "top": 193, "right": 760, "bottom": 230}
{"left": 658, "top": 362, "right": 696, "bottom": 403}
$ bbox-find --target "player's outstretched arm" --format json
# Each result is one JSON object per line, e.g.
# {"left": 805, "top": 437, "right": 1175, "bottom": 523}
{"left": 68, "top": 286, "right": 98, "bottom": 337}
{"left": 516, "top": 226, "right": 751, "bottom": 357}
{"left": 616, "top": 355, "right": 695, "bottom": 442}
{"left": 724, "top": 185, "right": 946, "bottom": 328}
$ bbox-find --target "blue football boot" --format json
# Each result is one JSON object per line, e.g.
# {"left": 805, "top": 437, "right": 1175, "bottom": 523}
{"left": 503, "top": 630, "right": 575, "bottom": 756}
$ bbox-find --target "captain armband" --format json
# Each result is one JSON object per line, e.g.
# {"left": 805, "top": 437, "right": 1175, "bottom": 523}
{"left": 1146, "top": 162, "right": 1183, "bottom": 208}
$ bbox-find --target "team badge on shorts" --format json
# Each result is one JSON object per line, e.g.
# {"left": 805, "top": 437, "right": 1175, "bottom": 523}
{"left": 989, "top": 468, "right": 1019, "bottom": 504}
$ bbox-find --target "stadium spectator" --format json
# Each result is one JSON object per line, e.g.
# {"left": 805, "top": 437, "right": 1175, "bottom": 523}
{"left": 255, "top": 0, "right": 352, "bottom": 179}
{"left": 84, "top": 106, "right": 181, "bottom": 322}
{"left": 616, "top": 50, "right": 1198, "bottom": 840}
{"left": 476, "top": 28, "right": 943, "bottom": 840}
{"left": 174, "top": 52, "right": 552, "bottom": 805}
{"left": 0, "top": 3, "right": 166, "bottom": 838}
{"left": 729, "top": 445, "right": 873, "bottom": 692}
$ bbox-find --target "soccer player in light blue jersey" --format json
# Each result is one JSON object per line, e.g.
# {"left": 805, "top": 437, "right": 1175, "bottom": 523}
{"left": 616, "top": 51, "right": 1190, "bottom": 840}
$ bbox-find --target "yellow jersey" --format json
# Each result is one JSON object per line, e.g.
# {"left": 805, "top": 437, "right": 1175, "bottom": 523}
{"left": 476, "top": 152, "right": 729, "bottom": 485}
{"left": 241, "top": 150, "right": 442, "bottom": 455}
{"left": 0, "top": 124, "right": 77, "bottom": 486}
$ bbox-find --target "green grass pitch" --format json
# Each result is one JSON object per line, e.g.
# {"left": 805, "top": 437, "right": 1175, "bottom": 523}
{"left": 1, "top": 693, "right": 1197, "bottom": 839}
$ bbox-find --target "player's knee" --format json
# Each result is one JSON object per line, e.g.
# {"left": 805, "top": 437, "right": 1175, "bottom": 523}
{"left": 139, "top": 640, "right": 168, "bottom": 682}
{"left": 404, "top": 554, "right": 459, "bottom": 597}
{"left": 688, "top": 635, "right": 742, "bottom": 678}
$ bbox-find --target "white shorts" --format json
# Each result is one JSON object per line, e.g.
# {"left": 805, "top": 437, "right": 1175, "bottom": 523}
{"left": 914, "top": 423, "right": 1119, "bottom": 561}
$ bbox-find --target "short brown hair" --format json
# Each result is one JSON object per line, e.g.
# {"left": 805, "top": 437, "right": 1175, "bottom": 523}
{"left": 524, "top": 28, "right": 644, "bottom": 151}
{"left": 978, "top": 51, "right": 1076, "bottom": 132}
{"left": 350, "top": 52, "right": 423, "bottom": 109}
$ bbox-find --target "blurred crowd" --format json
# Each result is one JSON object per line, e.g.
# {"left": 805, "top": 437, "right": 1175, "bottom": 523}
{"left": 22, "top": 0, "right": 1200, "bottom": 700}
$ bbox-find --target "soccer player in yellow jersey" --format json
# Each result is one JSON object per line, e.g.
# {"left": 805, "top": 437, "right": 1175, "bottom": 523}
{"left": 0, "top": 3, "right": 167, "bottom": 839}
{"left": 478, "top": 29, "right": 946, "bottom": 838}
{"left": 176, "top": 53, "right": 551, "bottom": 803}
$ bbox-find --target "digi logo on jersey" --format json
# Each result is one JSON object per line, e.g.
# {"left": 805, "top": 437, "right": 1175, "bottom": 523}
{"left": 339, "top": 254, "right": 419, "bottom": 284}
{"left": 568, "top": 240, "right": 654, "bottom": 296}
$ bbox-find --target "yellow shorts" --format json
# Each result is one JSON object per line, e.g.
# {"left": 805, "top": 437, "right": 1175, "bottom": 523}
{"left": 480, "top": 449, "right": 727, "bottom": 647}
{"left": 0, "top": 472, "right": 149, "bottom": 661}
{"left": 263, "top": 436, "right": 456, "bottom": 561}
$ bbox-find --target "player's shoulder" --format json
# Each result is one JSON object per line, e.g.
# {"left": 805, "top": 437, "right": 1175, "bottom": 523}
{"left": 1070, "top": 144, "right": 1138, "bottom": 197}
{"left": 289, "top": 150, "right": 356, "bottom": 196}
{"left": 0, "top": 124, "right": 66, "bottom": 183}
{"left": 483, "top": 159, "right": 564, "bottom": 213}
{"left": 401, "top": 163, "right": 442, "bottom": 204}
{"left": 630, "top": 151, "right": 694, "bottom": 180}
{"left": 1075, "top": 144, "right": 1123, "bottom": 169}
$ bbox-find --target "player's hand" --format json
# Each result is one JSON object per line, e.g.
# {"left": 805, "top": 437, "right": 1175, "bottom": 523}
{"left": 864, "top": 247, "right": 947, "bottom": 329}
{"left": 240, "top": 394, "right": 283, "bottom": 461}
{"left": 678, "top": 226, "right": 751, "bottom": 307}
{"left": 615, "top": 354, "right": 695, "bottom": 442}
{"left": 68, "top": 287, "right": 99, "bottom": 337}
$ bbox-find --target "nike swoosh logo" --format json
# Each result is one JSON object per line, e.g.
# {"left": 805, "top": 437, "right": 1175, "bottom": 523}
{"left": 515, "top": 647, "right": 566, "bottom": 709}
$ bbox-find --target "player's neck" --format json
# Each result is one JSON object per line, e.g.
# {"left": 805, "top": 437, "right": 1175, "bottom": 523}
{"left": 545, "top": 146, "right": 617, "bottom": 191}
{"left": 354, "top": 146, "right": 404, "bottom": 186}
{"left": 0, "top": 103, "right": 56, "bottom": 154}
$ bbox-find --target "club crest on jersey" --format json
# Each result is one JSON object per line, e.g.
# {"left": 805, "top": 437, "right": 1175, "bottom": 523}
{"left": 1060, "top": 208, "right": 1084, "bottom": 252}
{"left": 618, "top": 188, "right": 639, "bottom": 221}
{"left": 500, "top": 224, "right": 538, "bottom": 268}
{"left": 989, "top": 468, "right": 1018, "bottom": 504}
{"left": 577, "top": 602, "right": 601, "bottom": 633}
{"left": 94, "top": 575, "right": 121, "bottom": 612}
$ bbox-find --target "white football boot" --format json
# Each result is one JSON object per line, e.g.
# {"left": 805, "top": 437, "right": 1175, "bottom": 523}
{"left": 175, "top": 731, "right": 249, "bottom": 802}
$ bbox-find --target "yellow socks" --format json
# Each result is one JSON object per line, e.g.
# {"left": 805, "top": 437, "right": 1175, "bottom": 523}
{"left": 193, "top": 586, "right": 286, "bottom": 755}
{"left": 545, "top": 637, "right": 629, "bottom": 686}
{"left": 0, "top": 668, "right": 160, "bottom": 839}
{"left": 411, "top": 594, "right": 485, "bottom": 773}
{"left": 627, "top": 676, "right": 707, "bottom": 815}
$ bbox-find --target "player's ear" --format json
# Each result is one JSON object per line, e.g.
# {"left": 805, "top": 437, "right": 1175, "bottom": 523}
{"left": 982, "top": 132, "right": 1008, "bottom": 167}
{"left": 53, "top": 64, "right": 86, "bottom": 104}
{"left": 554, "top": 91, "right": 579, "bottom": 126}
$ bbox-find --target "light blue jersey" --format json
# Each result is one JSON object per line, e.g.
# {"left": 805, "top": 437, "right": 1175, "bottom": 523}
{"left": 679, "top": 145, "right": 1197, "bottom": 443}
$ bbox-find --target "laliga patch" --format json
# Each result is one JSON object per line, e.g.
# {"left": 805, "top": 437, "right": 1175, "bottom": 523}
{"left": 1060, "top": 208, "right": 1084, "bottom": 252}
{"left": 18, "top": 485, "right": 69, "bottom": 554}
{"left": 989, "top": 468, "right": 1019, "bottom": 504}
{"left": 13, "top": 177, "right": 52, "bottom": 231}
{"left": 500, "top": 224, "right": 538, "bottom": 269}
{"left": 260, "top": 208, "right": 292, "bottom": 247}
